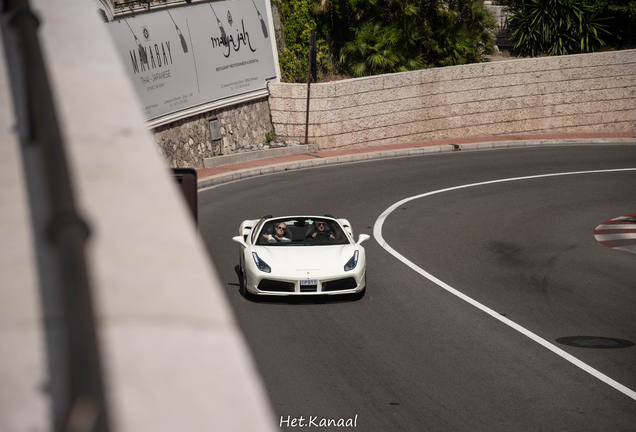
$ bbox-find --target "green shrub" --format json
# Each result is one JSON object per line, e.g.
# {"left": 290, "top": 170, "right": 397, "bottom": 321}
{"left": 507, "top": 0, "right": 611, "bottom": 57}
{"left": 337, "top": 0, "right": 496, "bottom": 76}
{"left": 339, "top": 21, "right": 425, "bottom": 76}
{"left": 426, "top": 0, "right": 497, "bottom": 66}
{"left": 275, "top": 0, "right": 333, "bottom": 82}
{"left": 599, "top": 0, "right": 636, "bottom": 47}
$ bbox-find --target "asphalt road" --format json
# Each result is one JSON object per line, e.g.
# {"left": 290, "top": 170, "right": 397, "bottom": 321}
{"left": 198, "top": 145, "right": 636, "bottom": 431}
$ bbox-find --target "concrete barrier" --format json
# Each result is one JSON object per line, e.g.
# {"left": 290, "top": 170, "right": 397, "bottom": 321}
{"left": 0, "top": 1, "right": 277, "bottom": 431}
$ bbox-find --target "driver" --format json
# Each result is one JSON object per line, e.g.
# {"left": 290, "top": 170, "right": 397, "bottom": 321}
{"left": 307, "top": 220, "right": 335, "bottom": 240}
{"left": 263, "top": 222, "right": 291, "bottom": 243}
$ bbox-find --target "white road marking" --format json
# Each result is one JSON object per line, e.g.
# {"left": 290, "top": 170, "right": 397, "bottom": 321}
{"left": 595, "top": 224, "right": 636, "bottom": 230}
{"left": 373, "top": 168, "right": 636, "bottom": 401}
{"left": 595, "top": 233, "right": 636, "bottom": 241}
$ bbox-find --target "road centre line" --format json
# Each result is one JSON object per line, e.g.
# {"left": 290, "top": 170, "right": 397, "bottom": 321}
{"left": 373, "top": 168, "right": 636, "bottom": 402}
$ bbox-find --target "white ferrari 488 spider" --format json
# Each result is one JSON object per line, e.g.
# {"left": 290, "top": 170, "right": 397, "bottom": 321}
{"left": 232, "top": 215, "right": 370, "bottom": 297}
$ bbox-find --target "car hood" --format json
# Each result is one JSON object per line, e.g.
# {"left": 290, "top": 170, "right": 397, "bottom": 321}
{"left": 255, "top": 244, "right": 358, "bottom": 271}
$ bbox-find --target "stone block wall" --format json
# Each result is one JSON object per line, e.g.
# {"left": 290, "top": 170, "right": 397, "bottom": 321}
{"left": 268, "top": 50, "right": 636, "bottom": 150}
{"left": 152, "top": 97, "right": 274, "bottom": 168}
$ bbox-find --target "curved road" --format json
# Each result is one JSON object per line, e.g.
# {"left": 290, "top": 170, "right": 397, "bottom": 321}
{"left": 199, "top": 145, "right": 636, "bottom": 431}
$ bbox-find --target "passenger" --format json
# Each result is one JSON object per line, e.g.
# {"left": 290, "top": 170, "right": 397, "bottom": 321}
{"left": 307, "top": 220, "right": 335, "bottom": 240}
{"left": 263, "top": 222, "right": 291, "bottom": 243}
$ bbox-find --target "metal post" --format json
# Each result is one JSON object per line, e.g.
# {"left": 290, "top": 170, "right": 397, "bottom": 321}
{"left": 304, "top": 29, "right": 315, "bottom": 145}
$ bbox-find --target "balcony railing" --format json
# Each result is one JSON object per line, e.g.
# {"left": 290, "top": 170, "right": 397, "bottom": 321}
{"left": 112, "top": 0, "right": 203, "bottom": 17}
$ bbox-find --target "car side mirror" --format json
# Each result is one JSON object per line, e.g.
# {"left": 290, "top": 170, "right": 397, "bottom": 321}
{"left": 232, "top": 236, "right": 247, "bottom": 247}
{"left": 357, "top": 234, "right": 370, "bottom": 245}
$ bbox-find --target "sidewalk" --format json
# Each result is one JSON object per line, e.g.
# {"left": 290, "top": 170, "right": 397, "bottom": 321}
{"left": 196, "top": 131, "right": 636, "bottom": 189}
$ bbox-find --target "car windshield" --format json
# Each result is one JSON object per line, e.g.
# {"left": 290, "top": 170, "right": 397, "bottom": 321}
{"left": 256, "top": 218, "right": 349, "bottom": 246}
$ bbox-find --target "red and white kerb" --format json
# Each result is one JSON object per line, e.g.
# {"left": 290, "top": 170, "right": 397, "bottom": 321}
{"left": 594, "top": 213, "right": 636, "bottom": 255}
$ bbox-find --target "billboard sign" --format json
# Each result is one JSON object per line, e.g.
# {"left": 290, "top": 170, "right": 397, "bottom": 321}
{"left": 107, "top": 0, "right": 278, "bottom": 122}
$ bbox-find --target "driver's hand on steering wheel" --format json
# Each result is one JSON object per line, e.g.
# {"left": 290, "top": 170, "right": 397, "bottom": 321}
{"left": 312, "top": 231, "right": 333, "bottom": 239}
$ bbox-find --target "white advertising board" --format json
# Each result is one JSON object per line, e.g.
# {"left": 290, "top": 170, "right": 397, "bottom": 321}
{"left": 107, "top": 0, "right": 278, "bottom": 123}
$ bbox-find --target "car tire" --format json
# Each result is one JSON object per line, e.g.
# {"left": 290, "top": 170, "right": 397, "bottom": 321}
{"left": 238, "top": 252, "right": 251, "bottom": 299}
{"left": 240, "top": 267, "right": 254, "bottom": 300}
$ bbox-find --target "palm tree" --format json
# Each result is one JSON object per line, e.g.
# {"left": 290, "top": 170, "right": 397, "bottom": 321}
{"left": 508, "top": 0, "right": 610, "bottom": 57}
{"left": 427, "top": 0, "right": 496, "bottom": 66}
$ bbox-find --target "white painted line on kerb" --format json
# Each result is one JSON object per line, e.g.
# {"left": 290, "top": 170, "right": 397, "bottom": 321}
{"left": 373, "top": 168, "right": 636, "bottom": 401}
{"left": 595, "top": 233, "right": 636, "bottom": 241}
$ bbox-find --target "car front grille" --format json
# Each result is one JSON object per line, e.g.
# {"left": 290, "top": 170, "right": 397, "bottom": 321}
{"left": 322, "top": 277, "right": 357, "bottom": 292}
{"left": 300, "top": 284, "right": 318, "bottom": 293}
{"left": 258, "top": 279, "right": 295, "bottom": 292}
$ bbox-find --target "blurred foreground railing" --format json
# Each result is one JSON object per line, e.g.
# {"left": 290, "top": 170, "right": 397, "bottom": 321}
{"left": 3, "top": 0, "right": 110, "bottom": 431}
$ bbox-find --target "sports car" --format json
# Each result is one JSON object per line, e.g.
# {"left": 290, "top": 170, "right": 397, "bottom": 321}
{"left": 232, "top": 215, "right": 370, "bottom": 296}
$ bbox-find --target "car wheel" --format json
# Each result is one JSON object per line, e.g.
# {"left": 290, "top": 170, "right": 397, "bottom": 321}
{"left": 240, "top": 266, "right": 253, "bottom": 300}
{"left": 238, "top": 252, "right": 249, "bottom": 297}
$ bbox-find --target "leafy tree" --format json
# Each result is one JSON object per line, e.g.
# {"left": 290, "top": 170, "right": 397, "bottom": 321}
{"left": 507, "top": 0, "right": 611, "bottom": 57}
{"left": 337, "top": 0, "right": 496, "bottom": 76}
{"left": 426, "top": 0, "right": 497, "bottom": 66}
{"left": 598, "top": 0, "right": 636, "bottom": 47}
{"left": 276, "top": 0, "right": 497, "bottom": 81}
{"left": 275, "top": 0, "right": 334, "bottom": 82}
{"left": 336, "top": 0, "right": 428, "bottom": 76}
{"left": 339, "top": 21, "right": 425, "bottom": 76}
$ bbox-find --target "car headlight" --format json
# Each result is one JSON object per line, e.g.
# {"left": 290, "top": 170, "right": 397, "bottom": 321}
{"left": 344, "top": 250, "right": 359, "bottom": 271}
{"left": 252, "top": 252, "right": 271, "bottom": 273}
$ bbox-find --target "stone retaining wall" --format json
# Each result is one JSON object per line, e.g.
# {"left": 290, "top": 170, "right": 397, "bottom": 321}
{"left": 268, "top": 50, "right": 636, "bottom": 150}
{"left": 152, "top": 97, "right": 274, "bottom": 168}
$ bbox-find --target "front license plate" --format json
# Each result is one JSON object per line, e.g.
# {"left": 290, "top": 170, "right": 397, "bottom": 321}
{"left": 300, "top": 279, "right": 318, "bottom": 285}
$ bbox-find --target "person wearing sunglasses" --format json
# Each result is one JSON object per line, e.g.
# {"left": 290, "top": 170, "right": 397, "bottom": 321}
{"left": 263, "top": 222, "right": 291, "bottom": 243}
{"left": 307, "top": 220, "right": 335, "bottom": 240}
